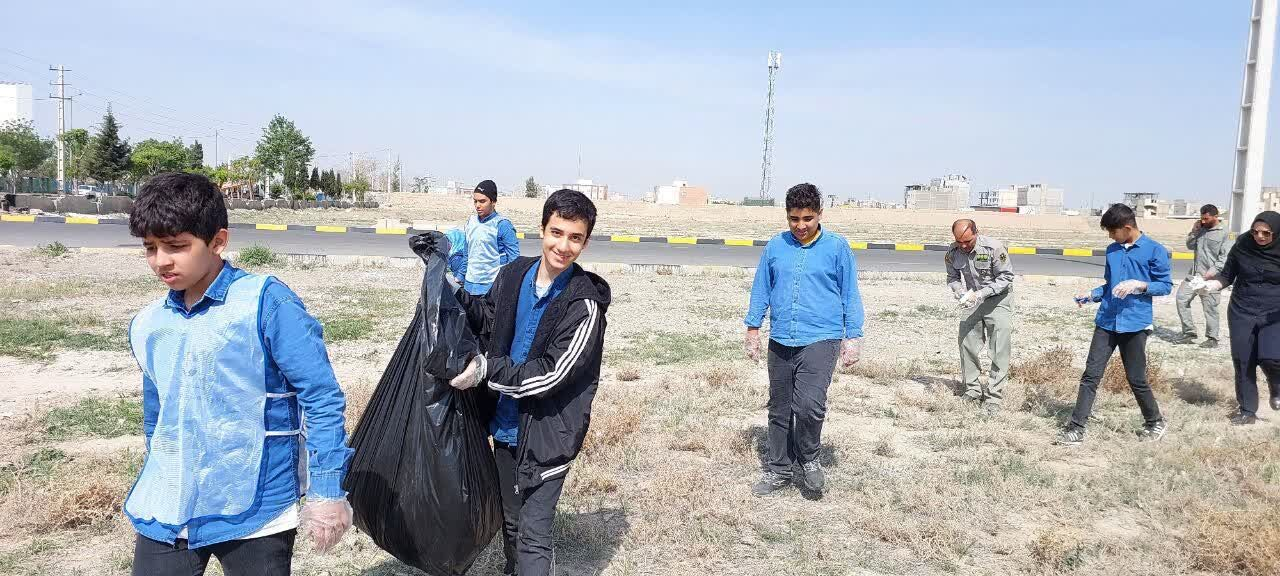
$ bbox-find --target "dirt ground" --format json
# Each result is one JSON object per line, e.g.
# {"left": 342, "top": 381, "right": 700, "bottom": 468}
{"left": 2, "top": 246, "right": 1276, "bottom": 576}
{"left": 227, "top": 194, "right": 1198, "bottom": 250}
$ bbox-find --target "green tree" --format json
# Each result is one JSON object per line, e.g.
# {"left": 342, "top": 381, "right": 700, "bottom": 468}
{"left": 525, "top": 176, "right": 539, "bottom": 198}
{"left": 84, "top": 109, "right": 132, "bottom": 185}
{"left": 227, "top": 156, "right": 263, "bottom": 197}
{"left": 253, "top": 115, "right": 314, "bottom": 194}
{"left": 390, "top": 157, "right": 401, "bottom": 193}
{"left": 344, "top": 173, "right": 369, "bottom": 201}
{"left": 208, "top": 164, "right": 230, "bottom": 187}
{"left": 335, "top": 173, "right": 343, "bottom": 200}
{"left": 130, "top": 139, "right": 190, "bottom": 178}
{"left": 60, "top": 128, "right": 90, "bottom": 183}
{"left": 309, "top": 167, "right": 321, "bottom": 191}
{"left": 186, "top": 140, "right": 204, "bottom": 170}
{"left": 0, "top": 120, "right": 53, "bottom": 192}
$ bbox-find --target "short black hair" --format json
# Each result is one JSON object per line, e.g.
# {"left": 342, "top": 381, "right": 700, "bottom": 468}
{"left": 1100, "top": 203, "right": 1137, "bottom": 231}
{"left": 129, "top": 171, "right": 228, "bottom": 243}
{"left": 542, "top": 189, "right": 597, "bottom": 237}
{"left": 1200, "top": 204, "right": 1219, "bottom": 216}
{"left": 785, "top": 183, "right": 822, "bottom": 212}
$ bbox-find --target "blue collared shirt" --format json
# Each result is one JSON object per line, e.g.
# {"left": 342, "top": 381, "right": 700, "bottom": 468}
{"left": 745, "top": 229, "right": 865, "bottom": 346}
{"left": 490, "top": 261, "right": 569, "bottom": 444}
{"left": 1087, "top": 233, "right": 1173, "bottom": 333}
{"left": 137, "top": 261, "right": 352, "bottom": 545}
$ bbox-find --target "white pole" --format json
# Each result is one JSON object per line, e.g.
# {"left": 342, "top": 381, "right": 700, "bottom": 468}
{"left": 1231, "top": 0, "right": 1278, "bottom": 233}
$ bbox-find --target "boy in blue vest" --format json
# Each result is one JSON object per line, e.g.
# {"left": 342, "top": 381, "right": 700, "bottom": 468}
{"left": 745, "top": 183, "right": 865, "bottom": 497}
{"left": 1058, "top": 203, "right": 1171, "bottom": 446}
{"left": 464, "top": 179, "right": 521, "bottom": 295}
{"left": 124, "top": 172, "right": 354, "bottom": 575}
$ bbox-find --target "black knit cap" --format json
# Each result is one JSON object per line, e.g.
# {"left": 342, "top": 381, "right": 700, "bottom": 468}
{"left": 474, "top": 180, "right": 498, "bottom": 201}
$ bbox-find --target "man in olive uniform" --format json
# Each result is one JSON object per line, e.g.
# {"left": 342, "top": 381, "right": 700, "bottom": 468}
{"left": 1174, "top": 204, "right": 1229, "bottom": 348}
{"left": 945, "top": 219, "right": 1015, "bottom": 413}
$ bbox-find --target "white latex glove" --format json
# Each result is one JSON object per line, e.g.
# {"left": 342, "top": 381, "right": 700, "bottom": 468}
{"left": 1198, "top": 279, "right": 1224, "bottom": 294}
{"left": 1112, "top": 279, "right": 1148, "bottom": 299}
{"left": 840, "top": 338, "right": 862, "bottom": 368}
{"left": 301, "top": 498, "right": 353, "bottom": 554}
{"left": 449, "top": 356, "right": 485, "bottom": 390}
{"left": 745, "top": 329, "right": 762, "bottom": 363}
{"left": 1186, "top": 276, "right": 1206, "bottom": 292}
{"left": 958, "top": 290, "right": 984, "bottom": 309}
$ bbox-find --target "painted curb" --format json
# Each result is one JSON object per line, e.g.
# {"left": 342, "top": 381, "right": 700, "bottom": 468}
{"left": 0, "top": 216, "right": 1200, "bottom": 259}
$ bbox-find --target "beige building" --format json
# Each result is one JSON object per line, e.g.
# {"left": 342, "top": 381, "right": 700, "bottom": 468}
{"left": 1263, "top": 186, "right": 1280, "bottom": 212}
{"left": 652, "top": 180, "right": 709, "bottom": 206}
{"left": 904, "top": 174, "right": 971, "bottom": 211}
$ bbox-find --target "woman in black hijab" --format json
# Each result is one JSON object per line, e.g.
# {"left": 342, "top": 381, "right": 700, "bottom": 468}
{"left": 1203, "top": 211, "right": 1280, "bottom": 425}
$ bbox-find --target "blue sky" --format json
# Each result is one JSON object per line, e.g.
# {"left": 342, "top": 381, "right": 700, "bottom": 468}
{"left": 0, "top": 1, "right": 1270, "bottom": 207}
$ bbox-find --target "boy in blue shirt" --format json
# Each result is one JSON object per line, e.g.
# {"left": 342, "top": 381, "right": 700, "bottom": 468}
{"left": 744, "top": 183, "right": 865, "bottom": 497}
{"left": 124, "top": 172, "right": 354, "bottom": 575}
{"left": 464, "top": 179, "right": 520, "bottom": 295}
{"left": 1058, "top": 203, "right": 1171, "bottom": 446}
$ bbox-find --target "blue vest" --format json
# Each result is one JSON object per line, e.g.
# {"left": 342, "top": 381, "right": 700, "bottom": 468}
{"left": 124, "top": 273, "right": 300, "bottom": 528}
{"left": 466, "top": 213, "right": 511, "bottom": 285}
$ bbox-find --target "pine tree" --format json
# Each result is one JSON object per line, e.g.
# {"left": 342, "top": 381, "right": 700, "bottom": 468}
{"left": 310, "top": 167, "right": 321, "bottom": 191}
{"left": 84, "top": 108, "right": 131, "bottom": 184}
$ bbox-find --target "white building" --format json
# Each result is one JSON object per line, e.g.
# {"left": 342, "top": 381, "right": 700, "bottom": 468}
{"left": 904, "top": 174, "right": 971, "bottom": 211}
{"left": 0, "top": 82, "right": 33, "bottom": 125}
{"left": 976, "top": 183, "right": 1064, "bottom": 215}
{"left": 1263, "top": 187, "right": 1280, "bottom": 212}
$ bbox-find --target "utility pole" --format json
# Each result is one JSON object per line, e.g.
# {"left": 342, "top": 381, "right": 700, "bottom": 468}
{"left": 49, "top": 65, "right": 71, "bottom": 193}
{"left": 397, "top": 155, "right": 403, "bottom": 194}
{"left": 1231, "top": 0, "right": 1278, "bottom": 233}
{"left": 214, "top": 129, "right": 219, "bottom": 168}
{"left": 386, "top": 149, "right": 392, "bottom": 194}
{"left": 758, "top": 52, "right": 781, "bottom": 201}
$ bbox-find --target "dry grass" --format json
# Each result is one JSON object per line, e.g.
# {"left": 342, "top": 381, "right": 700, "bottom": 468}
{"left": 1190, "top": 510, "right": 1280, "bottom": 575}
{"left": 580, "top": 402, "right": 644, "bottom": 459}
{"left": 615, "top": 365, "right": 642, "bottom": 382}
{"left": 1027, "top": 530, "right": 1090, "bottom": 574}
{"left": 699, "top": 365, "right": 740, "bottom": 388}
{"left": 1011, "top": 346, "right": 1075, "bottom": 387}
{"left": 1100, "top": 353, "right": 1171, "bottom": 395}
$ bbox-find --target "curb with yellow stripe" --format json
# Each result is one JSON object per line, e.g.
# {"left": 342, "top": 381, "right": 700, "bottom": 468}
{"left": 0, "top": 214, "right": 1196, "bottom": 259}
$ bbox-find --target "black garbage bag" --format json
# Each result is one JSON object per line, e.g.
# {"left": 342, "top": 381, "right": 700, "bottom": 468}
{"left": 344, "top": 231, "right": 503, "bottom": 576}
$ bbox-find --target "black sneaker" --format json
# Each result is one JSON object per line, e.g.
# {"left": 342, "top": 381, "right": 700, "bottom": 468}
{"left": 1230, "top": 413, "right": 1258, "bottom": 426}
{"left": 1055, "top": 426, "right": 1085, "bottom": 446}
{"left": 1270, "top": 396, "right": 1280, "bottom": 412}
{"left": 799, "top": 460, "right": 825, "bottom": 493}
{"left": 1174, "top": 333, "right": 1198, "bottom": 345}
{"left": 1139, "top": 420, "right": 1167, "bottom": 442}
{"left": 1199, "top": 338, "right": 1219, "bottom": 349}
{"left": 751, "top": 472, "right": 791, "bottom": 496}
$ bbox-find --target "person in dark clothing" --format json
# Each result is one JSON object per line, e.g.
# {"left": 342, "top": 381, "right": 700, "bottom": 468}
{"left": 1198, "top": 211, "right": 1280, "bottom": 425}
{"left": 441, "top": 189, "right": 610, "bottom": 576}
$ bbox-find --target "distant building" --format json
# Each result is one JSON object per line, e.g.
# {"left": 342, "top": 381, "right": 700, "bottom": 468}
{"left": 1155, "top": 198, "right": 1196, "bottom": 218}
{"left": 1263, "top": 187, "right": 1280, "bottom": 212}
{"left": 905, "top": 174, "right": 971, "bottom": 211}
{"left": 853, "top": 199, "right": 903, "bottom": 209}
{"left": 652, "top": 180, "right": 708, "bottom": 206}
{"left": 563, "top": 178, "right": 609, "bottom": 201}
{"left": 1122, "top": 192, "right": 1160, "bottom": 218}
{"left": 0, "top": 82, "right": 33, "bottom": 125}
{"left": 976, "top": 183, "right": 1064, "bottom": 215}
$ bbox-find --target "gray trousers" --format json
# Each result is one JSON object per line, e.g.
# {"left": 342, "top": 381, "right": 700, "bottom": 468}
{"left": 1176, "top": 279, "right": 1221, "bottom": 339}
{"left": 958, "top": 292, "right": 1013, "bottom": 405}
{"left": 766, "top": 339, "right": 840, "bottom": 477}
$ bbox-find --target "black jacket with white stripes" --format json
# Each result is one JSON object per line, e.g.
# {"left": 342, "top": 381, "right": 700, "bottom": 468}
{"left": 456, "top": 256, "right": 611, "bottom": 491}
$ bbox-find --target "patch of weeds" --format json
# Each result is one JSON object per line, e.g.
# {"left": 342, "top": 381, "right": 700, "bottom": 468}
{"left": 1028, "top": 530, "right": 1092, "bottom": 573}
{"left": 872, "top": 436, "right": 897, "bottom": 458}
{"left": 236, "top": 244, "right": 280, "bottom": 268}
{"left": 1191, "top": 509, "right": 1280, "bottom": 575}
{"left": 0, "top": 317, "right": 125, "bottom": 360}
{"left": 319, "top": 314, "right": 375, "bottom": 342}
{"left": 35, "top": 241, "right": 69, "bottom": 258}
{"left": 22, "top": 448, "right": 67, "bottom": 480}
{"left": 0, "top": 280, "right": 92, "bottom": 302}
{"left": 875, "top": 309, "right": 901, "bottom": 320}
{"left": 624, "top": 331, "right": 737, "bottom": 365}
{"left": 43, "top": 396, "right": 144, "bottom": 440}
{"left": 615, "top": 366, "right": 641, "bottom": 382}
{"left": 914, "top": 304, "right": 948, "bottom": 316}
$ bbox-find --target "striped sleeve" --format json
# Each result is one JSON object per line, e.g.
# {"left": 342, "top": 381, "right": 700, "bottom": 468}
{"left": 484, "top": 299, "right": 601, "bottom": 399}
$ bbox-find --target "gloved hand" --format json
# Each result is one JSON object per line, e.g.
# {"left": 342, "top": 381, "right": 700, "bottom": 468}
{"left": 745, "top": 329, "right": 762, "bottom": 363}
{"left": 1074, "top": 294, "right": 1092, "bottom": 307}
{"left": 449, "top": 355, "right": 486, "bottom": 390}
{"left": 840, "top": 338, "right": 862, "bottom": 368}
{"left": 1197, "top": 279, "right": 1224, "bottom": 294}
{"left": 301, "top": 498, "right": 353, "bottom": 554}
{"left": 958, "top": 290, "right": 984, "bottom": 309}
{"left": 1186, "top": 276, "right": 1206, "bottom": 292}
{"left": 1112, "top": 279, "right": 1148, "bottom": 299}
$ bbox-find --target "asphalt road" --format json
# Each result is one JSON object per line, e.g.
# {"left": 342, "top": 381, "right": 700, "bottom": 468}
{"left": 0, "top": 221, "right": 1109, "bottom": 277}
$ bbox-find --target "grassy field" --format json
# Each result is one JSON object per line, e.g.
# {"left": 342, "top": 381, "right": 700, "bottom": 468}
{"left": 226, "top": 194, "right": 1197, "bottom": 250}
{"left": 1, "top": 246, "right": 1275, "bottom": 575}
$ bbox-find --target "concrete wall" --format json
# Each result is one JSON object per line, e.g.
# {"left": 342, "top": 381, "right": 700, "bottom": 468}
{"left": 6, "top": 194, "right": 368, "bottom": 216}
